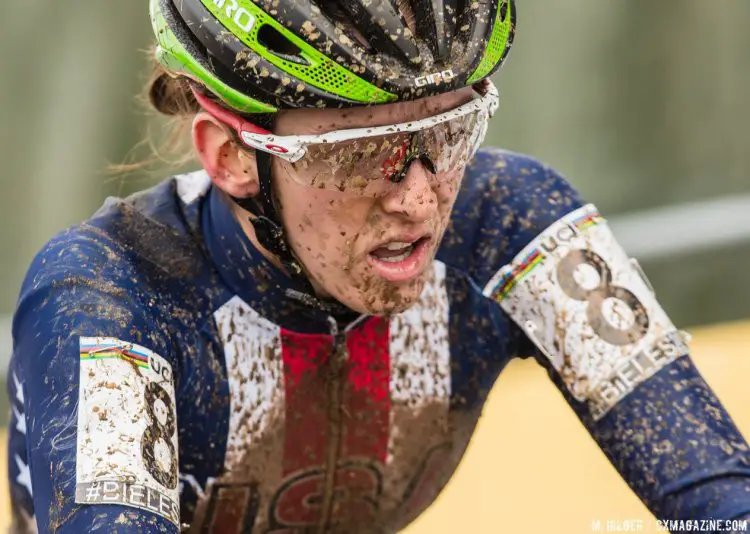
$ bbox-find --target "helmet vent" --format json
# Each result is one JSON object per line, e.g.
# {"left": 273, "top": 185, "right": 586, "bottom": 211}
{"left": 257, "top": 24, "right": 310, "bottom": 66}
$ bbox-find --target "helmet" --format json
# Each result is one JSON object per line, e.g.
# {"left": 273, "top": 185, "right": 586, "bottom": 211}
{"left": 150, "top": 0, "right": 516, "bottom": 114}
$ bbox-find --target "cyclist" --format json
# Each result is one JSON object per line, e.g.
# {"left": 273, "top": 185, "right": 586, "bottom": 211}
{"left": 7, "top": 0, "right": 750, "bottom": 532}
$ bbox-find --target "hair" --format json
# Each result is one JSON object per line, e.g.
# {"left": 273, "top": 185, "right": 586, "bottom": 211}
{"left": 396, "top": 0, "right": 417, "bottom": 34}
{"left": 113, "top": 48, "right": 274, "bottom": 174}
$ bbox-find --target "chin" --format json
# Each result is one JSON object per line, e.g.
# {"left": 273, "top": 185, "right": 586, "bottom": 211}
{"left": 349, "top": 277, "right": 427, "bottom": 317}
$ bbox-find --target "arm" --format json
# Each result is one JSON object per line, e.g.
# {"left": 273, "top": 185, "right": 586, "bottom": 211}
{"left": 7, "top": 230, "right": 181, "bottom": 534}
{"left": 448, "top": 149, "right": 750, "bottom": 524}
{"left": 488, "top": 206, "right": 750, "bottom": 522}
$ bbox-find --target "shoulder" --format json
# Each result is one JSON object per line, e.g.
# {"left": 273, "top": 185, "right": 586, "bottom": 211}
{"left": 13, "top": 223, "right": 166, "bottom": 361}
{"left": 458, "top": 147, "right": 582, "bottom": 224}
{"left": 439, "top": 148, "right": 586, "bottom": 284}
{"left": 23, "top": 171, "right": 211, "bottom": 294}
{"left": 14, "top": 172, "right": 213, "bottom": 354}
{"left": 90, "top": 171, "right": 211, "bottom": 278}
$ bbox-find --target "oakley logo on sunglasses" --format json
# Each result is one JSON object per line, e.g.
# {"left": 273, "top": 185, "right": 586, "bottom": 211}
{"left": 265, "top": 144, "right": 289, "bottom": 154}
{"left": 415, "top": 69, "right": 456, "bottom": 88}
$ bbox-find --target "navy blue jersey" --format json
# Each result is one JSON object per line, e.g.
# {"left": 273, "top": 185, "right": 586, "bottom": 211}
{"left": 7, "top": 149, "right": 750, "bottom": 533}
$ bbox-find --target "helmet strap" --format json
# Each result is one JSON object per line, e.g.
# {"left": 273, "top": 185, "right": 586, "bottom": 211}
{"left": 231, "top": 151, "right": 304, "bottom": 278}
{"left": 231, "top": 152, "right": 356, "bottom": 318}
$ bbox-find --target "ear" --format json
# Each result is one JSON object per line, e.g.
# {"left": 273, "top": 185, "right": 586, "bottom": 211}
{"left": 192, "top": 111, "right": 259, "bottom": 199}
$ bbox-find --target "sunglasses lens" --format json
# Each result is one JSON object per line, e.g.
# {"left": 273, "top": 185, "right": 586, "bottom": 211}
{"left": 289, "top": 133, "right": 411, "bottom": 196}
{"left": 285, "top": 109, "right": 486, "bottom": 196}
{"left": 423, "top": 110, "right": 484, "bottom": 177}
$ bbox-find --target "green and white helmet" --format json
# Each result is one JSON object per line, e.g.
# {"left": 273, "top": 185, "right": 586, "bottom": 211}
{"left": 150, "top": 0, "right": 516, "bottom": 113}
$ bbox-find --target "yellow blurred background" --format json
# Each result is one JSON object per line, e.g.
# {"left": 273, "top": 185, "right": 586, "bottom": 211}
{"left": 3, "top": 320, "right": 748, "bottom": 532}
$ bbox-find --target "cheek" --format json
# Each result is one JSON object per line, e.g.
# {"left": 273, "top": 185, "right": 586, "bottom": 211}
{"left": 275, "top": 173, "right": 372, "bottom": 271}
{"left": 435, "top": 178, "right": 463, "bottom": 219}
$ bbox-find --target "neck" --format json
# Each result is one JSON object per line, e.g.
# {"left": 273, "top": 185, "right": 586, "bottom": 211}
{"left": 230, "top": 200, "right": 283, "bottom": 269}
{"left": 228, "top": 198, "right": 333, "bottom": 301}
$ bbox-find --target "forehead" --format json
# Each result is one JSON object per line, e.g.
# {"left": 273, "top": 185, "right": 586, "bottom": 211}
{"left": 273, "top": 87, "right": 474, "bottom": 136}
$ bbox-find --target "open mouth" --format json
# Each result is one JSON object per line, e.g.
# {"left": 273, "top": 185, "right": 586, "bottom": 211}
{"left": 369, "top": 237, "right": 428, "bottom": 263}
{"left": 367, "top": 236, "right": 432, "bottom": 283}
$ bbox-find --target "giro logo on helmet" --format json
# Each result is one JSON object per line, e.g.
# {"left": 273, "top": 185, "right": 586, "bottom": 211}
{"left": 415, "top": 70, "right": 456, "bottom": 88}
{"left": 211, "top": 0, "right": 256, "bottom": 32}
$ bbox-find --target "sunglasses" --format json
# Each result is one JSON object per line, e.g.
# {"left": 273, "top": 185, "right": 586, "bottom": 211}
{"left": 192, "top": 81, "right": 498, "bottom": 197}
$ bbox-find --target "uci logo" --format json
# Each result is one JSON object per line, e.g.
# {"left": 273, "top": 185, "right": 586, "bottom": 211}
{"left": 415, "top": 69, "right": 456, "bottom": 87}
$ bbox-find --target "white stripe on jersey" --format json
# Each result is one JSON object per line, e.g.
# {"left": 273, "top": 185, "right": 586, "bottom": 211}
{"left": 213, "top": 296, "right": 285, "bottom": 473}
{"left": 175, "top": 171, "right": 212, "bottom": 205}
{"left": 382, "top": 261, "right": 452, "bottom": 517}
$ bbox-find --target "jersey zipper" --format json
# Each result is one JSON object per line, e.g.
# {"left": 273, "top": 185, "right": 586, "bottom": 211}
{"left": 318, "top": 317, "right": 348, "bottom": 533}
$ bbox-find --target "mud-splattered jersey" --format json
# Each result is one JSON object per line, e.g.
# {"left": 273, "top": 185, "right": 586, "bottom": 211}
{"left": 7, "top": 149, "right": 750, "bottom": 533}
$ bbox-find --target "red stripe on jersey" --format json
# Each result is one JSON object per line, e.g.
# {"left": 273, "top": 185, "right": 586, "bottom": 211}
{"left": 273, "top": 319, "right": 390, "bottom": 529}
{"left": 280, "top": 331, "right": 332, "bottom": 474}
{"left": 343, "top": 316, "right": 390, "bottom": 460}
{"left": 203, "top": 484, "right": 258, "bottom": 534}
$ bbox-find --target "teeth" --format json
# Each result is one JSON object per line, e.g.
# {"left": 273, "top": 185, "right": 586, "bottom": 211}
{"left": 384, "top": 241, "right": 413, "bottom": 251}
{"left": 379, "top": 250, "right": 412, "bottom": 263}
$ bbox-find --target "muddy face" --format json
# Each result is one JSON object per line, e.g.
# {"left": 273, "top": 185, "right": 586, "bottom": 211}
{"left": 274, "top": 161, "right": 462, "bottom": 315}
{"left": 269, "top": 90, "right": 472, "bottom": 315}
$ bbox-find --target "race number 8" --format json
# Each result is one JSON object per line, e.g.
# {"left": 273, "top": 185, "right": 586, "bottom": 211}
{"left": 557, "top": 249, "right": 649, "bottom": 346}
{"left": 141, "top": 382, "right": 178, "bottom": 489}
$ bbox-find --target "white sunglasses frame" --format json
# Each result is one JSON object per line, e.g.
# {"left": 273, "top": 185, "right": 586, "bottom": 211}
{"left": 192, "top": 81, "right": 499, "bottom": 164}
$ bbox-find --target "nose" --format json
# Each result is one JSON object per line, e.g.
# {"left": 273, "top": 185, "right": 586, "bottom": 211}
{"left": 378, "top": 158, "right": 438, "bottom": 223}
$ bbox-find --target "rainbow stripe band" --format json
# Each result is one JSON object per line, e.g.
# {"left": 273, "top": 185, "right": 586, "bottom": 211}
{"left": 571, "top": 210, "right": 604, "bottom": 231}
{"left": 80, "top": 343, "right": 150, "bottom": 369}
{"left": 492, "top": 249, "right": 544, "bottom": 301}
{"left": 489, "top": 208, "right": 605, "bottom": 303}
